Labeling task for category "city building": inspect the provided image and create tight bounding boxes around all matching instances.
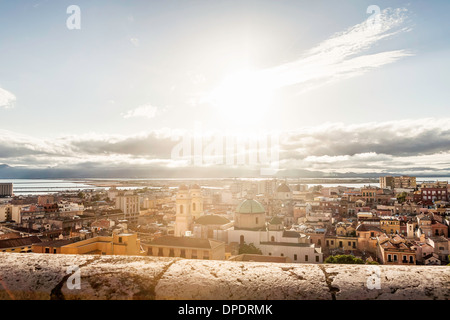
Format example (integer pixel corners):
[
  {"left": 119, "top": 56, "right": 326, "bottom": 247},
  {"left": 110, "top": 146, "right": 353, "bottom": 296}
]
[
  {"left": 60, "top": 233, "right": 143, "bottom": 256},
  {"left": 145, "top": 236, "right": 225, "bottom": 260},
  {"left": 0, "top": 236, "right": 42, "bottom": 253},
  {"left": 380, "top": 176, "right": 416, "bottom": 189},
  {"left": 380, "top": 216, "right": 401, "bottom": 235},
  {"left": 376, "top": 234, "right": 416, "bottom": 265},
  {"left": 0, "top": 204, "right": 21, "bottom": 223},
  {"left": 228, "top": 199, "right": 323, "bottom": 263},
  {"left": 0, "top": 183, "right": 13, "bottom": 198},
  {"left": 174, "top": 184, "right": 205, "bottom": 237},
  {"left": 115, "top": 193, "right": 140, "bottom": 224},
  {"left": 192, "top": 214, "right": 233, "bottom": 242}
]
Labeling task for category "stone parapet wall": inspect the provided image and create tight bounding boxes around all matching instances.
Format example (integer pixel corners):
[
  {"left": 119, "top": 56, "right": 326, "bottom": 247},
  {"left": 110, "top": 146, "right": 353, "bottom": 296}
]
[{"left": 0, "top": 253, "right": 448, "bottom": 300}]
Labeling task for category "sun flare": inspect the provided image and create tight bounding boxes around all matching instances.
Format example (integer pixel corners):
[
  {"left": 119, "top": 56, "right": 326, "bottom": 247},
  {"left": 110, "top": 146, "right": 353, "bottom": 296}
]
[{"left": 207, "top": 69, "right": 275, "bottom": 125}]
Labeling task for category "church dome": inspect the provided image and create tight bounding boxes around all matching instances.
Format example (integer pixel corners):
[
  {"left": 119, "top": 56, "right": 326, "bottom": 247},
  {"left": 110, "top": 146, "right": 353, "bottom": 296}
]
[
  {"left": 236, "top": 199, "right": 265, "bottom": 214},
  {"left": 277, "top": 183, "right": 291, "bottom": 193}
]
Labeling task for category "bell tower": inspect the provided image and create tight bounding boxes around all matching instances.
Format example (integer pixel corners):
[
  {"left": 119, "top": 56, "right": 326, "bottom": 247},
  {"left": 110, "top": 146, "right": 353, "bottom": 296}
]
[
  {"left": 174, "top": 185, "right": 193, "bottom": 237},
  {"left": 189, "top": 184, "right": 203, "bottom": 221}
]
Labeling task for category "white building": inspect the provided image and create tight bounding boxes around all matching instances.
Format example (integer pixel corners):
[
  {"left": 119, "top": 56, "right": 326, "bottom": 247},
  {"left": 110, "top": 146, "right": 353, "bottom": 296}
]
[
  {"left": 228, "top": 199, "right": 323, "bottom": 263},
  {"left": 115, "top": 194, "right": 140, "bottom": 224},
  {"left": 0, "top": 205, "right": 21, "bottom": 223},
  {"left": 174, "top": 184, "right": 204, "bottom": 237}
]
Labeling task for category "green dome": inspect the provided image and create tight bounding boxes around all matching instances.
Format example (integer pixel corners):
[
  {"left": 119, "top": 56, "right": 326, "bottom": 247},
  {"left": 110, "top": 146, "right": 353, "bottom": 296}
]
[{"left": 236, "top": 199, "right": 265, "bottom": 214}]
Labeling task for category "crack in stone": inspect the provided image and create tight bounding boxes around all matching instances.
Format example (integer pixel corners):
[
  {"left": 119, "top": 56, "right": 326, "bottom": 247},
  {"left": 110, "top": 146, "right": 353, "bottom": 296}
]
[
  {"left": 319, "top": 266, "right": 340, "bottom": 300},
  {"left": 50, "top": 256, "right": 101, "bottom": 300},
  {"left": 150, "top": 259, "right": 179, "bottom": 300}
]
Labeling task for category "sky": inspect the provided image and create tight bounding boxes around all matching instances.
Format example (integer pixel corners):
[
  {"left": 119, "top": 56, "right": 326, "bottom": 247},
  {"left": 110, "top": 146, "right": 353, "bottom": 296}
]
[{"left": 0, "top": 0, "right": 450, "bottom": 178}]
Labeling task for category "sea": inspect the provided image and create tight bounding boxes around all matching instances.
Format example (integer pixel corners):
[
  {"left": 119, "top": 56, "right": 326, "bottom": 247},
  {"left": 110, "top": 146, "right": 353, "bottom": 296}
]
[{"left": 0, "top": 177, "right": 448, "bottom": 196}]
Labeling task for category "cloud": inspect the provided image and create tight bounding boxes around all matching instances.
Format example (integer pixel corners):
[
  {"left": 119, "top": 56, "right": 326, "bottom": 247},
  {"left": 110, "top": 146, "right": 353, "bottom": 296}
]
[
  {"left": 261, "top": 7, "right": 412, "bottom": 94},
  {"left": 0, "top": 87, "right": 16, "bottom": 109},
  {"left": 1, "top": 118, "right": 450, "bottom": 177},
  {"left": 130, "top": 37, "right": 140, "bottom": 47},
  {"left": 205, "top": 7, "right": 412, "bottom": 107},
  {"left": 121, "top": 104, "right": 158, "bottom": 119}
]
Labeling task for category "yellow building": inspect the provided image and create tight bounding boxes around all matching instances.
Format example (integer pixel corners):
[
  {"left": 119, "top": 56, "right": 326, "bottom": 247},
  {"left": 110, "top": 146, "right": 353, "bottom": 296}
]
[
  {"left": 0, "top": 236, "right": 41, "bottom": 253},
  {"left": 60, "top": 233, "right": 144, "bottom": 256},
  {"left": 325, "top": 235, "right": 358, "bottom": 250},
  {"left": 377, "top": 234, "right": 416, "bottom": 265},
  {"left": 380, "top": 217, "right": 400, "bottom": 235},
  {"left": 145, "top": 236, "right": 225, "bottom": 260},
  {"left": 355, "top": 224, "right": 384, "bottom": 253}
]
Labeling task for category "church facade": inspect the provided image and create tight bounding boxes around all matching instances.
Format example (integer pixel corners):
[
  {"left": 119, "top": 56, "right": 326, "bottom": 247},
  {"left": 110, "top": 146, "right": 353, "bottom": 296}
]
[{"left": 228, "top": 199, "right": 323, "bottom": 263}]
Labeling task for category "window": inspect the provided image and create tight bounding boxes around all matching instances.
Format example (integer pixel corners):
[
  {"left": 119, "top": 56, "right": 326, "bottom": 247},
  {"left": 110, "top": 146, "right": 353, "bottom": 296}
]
[
  {"left": 180, "top": 249, "right": 186, "bottom": 258},
  {"left": 158, "top": 248, "right": 164, "bottom": 257},
  {"left": 256, "top": 217, "right": 259, "bottom": 224},
  {"left": 240, "top": 235, "right": 244, "bottom": 244},
  {"left": 271, "top": 236, "right": 275, "bottom": 242},
  {"left": 281, "top": 253, "right": 284, "bottom": 257},
  {"left": 305, "top": 255, "right": 308, "bottom": 261},
  {"left": 53, "top": 249, "right": 57, "bottom": 254},
  {"left": 393, "top": 255, "right": 398, "bottom": 262},
  {"left": 409, "top": 256, "right": 414, "bottom": 263},
  {"left": 169, "top": 249, "right": 174, "bottom": 257},
  {"left": 45, "top": 248, "right": 50, "bottom": 253},
  {"left": 148, "top": 247, "right": 153, "bottom": 256},
  {"left": 118, "top": 237, "right": 122, "bottom": 243},
  {"left": 388, "top": 254, "right": 392, "bottom": 262},
  {"left": 316, "top": 256, "right": 319, "bottom": 262},
  {"left": 294, "top": 254, "right": 297, "bottom": 261},
  {"left": 192, "top": 250, "right": 197, "bottom": 259},
  {"left": 339, "top": 241, "right": 343, "bottom": 248},
  {"left": 203, "top": 251, "right": 209, "bottom": 260}
]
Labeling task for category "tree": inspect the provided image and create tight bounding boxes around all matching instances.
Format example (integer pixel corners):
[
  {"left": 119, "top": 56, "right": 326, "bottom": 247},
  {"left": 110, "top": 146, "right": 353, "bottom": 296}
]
[
  {"left": 396, "top": 192, "right": 408, "bottom": 204},
  {"left": 238, "top": 243, "right": 262, "bottom": 255},
  {"left": 366, "top": 260, "right": 379, "bottom": 265},
  {"left": 77, "top": 192, "right": 85, "bottom": 199},
  {"left": 325, "top": 254, "right": 364, "bottom": 264}
]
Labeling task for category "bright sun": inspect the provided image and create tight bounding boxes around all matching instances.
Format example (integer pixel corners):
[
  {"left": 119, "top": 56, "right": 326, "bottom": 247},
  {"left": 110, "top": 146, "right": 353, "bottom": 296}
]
[{"left": 207, "top": 68, "right": 275, "bottom": 126}]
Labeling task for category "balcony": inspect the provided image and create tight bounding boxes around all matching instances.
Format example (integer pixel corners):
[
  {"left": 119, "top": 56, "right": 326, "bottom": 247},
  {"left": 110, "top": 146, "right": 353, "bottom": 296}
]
[{"left": 0, "top": 252, "right": 448, "bottom": 300}]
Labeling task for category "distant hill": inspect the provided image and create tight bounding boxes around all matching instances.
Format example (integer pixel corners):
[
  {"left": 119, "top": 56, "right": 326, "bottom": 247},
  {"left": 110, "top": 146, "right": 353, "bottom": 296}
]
[{"left": 0, "top": 163, "right": 448, "bottom": 179}]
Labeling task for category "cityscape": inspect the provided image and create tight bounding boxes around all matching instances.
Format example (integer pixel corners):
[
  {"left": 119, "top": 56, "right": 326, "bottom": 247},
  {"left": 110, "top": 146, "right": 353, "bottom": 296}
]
[{"left": 0, "top": 0, "right": 449, "bottom": 305}]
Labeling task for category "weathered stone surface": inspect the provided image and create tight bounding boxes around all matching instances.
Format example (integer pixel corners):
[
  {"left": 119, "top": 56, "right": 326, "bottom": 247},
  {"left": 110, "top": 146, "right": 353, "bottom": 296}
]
[
  {"left": 156, "top": 260, "right": 330, "bottom": 300},
  {"left": 0, "top": 253, "right": 449, "bottom": 300},
  {"left": 319, "top": 264, "right": 450, "bottom": 300},
  {"left": 0, "top": 253, "right": 96, "bottom": 300}
]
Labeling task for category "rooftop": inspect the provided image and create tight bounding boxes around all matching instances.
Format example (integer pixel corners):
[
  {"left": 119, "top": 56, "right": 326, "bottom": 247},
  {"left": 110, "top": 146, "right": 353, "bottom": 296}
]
[{"left": 236, "top": 199, "right": 265, "bottom": 214}]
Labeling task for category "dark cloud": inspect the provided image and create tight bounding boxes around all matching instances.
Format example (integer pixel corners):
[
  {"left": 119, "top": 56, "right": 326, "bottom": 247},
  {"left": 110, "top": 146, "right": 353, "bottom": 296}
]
[{"left": 1, "top": 118, "right": 450, "bottom": 178}]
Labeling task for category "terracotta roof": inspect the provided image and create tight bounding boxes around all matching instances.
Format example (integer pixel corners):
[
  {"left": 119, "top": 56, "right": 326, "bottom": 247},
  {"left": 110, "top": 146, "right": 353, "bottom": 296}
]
[
  {"left": 282, "top": 230, "right": 300, "bottom": 238},
  {"left": 0, "top": 236, "right": 42, "bottom": 249},
  {"left": 148, "top": 236, "right": 218, "bottom": 249},
  {"left": 356, "top": 224, "right": 383, "bottom": 233},
  {"left": 33, "top": 238, "right": 81, "bottom": 248},
  {"left": 269, "top": 216, "right": 283, "bottom": 225},
  {"left": 277, "top": 183, "right": 291, "bottom": 193},
  {"left": 195, "top": 215, "right": 230, "bottom": 225}
]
